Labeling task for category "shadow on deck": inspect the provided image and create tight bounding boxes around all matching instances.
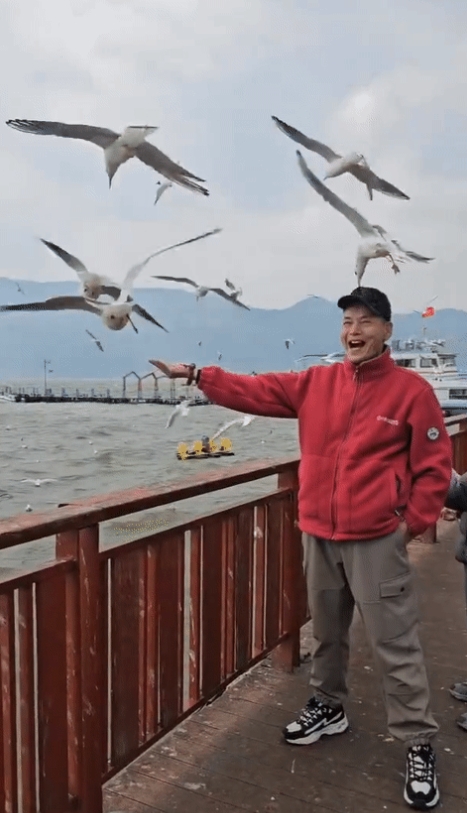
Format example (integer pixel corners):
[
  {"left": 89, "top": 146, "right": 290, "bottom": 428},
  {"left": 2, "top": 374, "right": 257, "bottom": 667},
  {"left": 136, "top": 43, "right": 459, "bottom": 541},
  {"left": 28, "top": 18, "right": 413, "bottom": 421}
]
[{"left": 104, "top": 523, "right": 467, "bottom": 813}]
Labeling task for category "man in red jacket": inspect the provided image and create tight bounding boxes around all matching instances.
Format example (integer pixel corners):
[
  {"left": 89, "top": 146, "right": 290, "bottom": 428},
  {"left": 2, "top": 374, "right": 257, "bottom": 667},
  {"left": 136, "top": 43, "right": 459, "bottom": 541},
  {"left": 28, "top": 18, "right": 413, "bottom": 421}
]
[{"left": 151, "top": 286, "right": 452, "bottom": 810}]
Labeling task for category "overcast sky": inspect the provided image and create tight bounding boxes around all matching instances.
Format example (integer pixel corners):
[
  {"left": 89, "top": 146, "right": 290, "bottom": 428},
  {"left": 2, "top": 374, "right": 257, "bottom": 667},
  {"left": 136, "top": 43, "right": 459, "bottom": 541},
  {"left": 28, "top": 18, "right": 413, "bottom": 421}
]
[{"left": 1, "top": 0, "right": 466, "bottom": 313}]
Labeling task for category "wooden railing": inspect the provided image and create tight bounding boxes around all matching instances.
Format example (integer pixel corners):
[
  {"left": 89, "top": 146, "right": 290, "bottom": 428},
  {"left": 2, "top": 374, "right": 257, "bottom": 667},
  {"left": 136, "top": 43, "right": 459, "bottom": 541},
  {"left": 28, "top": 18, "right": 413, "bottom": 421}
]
[
  {"left": 1, "top": 415, "right": 467, "bottom": 813},
  {"left": 0, "top": 457, "right": 307, "bottom": 813}
]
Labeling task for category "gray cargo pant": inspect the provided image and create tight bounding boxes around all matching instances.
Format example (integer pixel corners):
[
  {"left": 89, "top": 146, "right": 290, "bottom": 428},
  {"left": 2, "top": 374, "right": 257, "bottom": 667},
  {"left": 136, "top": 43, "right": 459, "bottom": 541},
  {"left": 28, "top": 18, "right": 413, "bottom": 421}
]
[{"left": 303, "top": 527, "right": 438, "bottom": 746}]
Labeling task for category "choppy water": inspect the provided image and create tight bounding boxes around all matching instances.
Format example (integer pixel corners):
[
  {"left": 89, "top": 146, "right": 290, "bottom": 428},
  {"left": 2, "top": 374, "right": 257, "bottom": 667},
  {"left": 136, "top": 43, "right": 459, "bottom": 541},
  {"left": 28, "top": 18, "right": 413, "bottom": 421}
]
[{"left": 0, "top": 379, "right": 299, "bottom": 571}]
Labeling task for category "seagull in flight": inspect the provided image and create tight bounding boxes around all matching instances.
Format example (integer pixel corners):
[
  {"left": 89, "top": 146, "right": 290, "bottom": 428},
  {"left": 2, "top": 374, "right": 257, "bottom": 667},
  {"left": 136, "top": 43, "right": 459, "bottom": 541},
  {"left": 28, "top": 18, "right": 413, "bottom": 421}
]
[
  {"left": 165, "top": 398, "right": 192, "bottom": 429},
  {"left": 153, "top": 275, "right": 250, "bottom": 310},
  {"left": 85, "top": 329, "right": 104, "bottom": 352},
  {"left": 14, "top": 281, "right": 25, "bottom": 295},
  {"left": 211, "top": 414, "right": 256, "bottom": 441},
  {"left": 40, "top": 228, "right": 222, "bottom": 302},
  {"left": 272, "top": 116, "right": 409, "bottom": 201},
  {"left": 21, "top": 478, "right": 57, "bottom": 487},
  {"left": 0, "top": 293, "right": 167, "bottom": 333},
  {"left": 284, "top": 339, "right": 295, "bottom": 350},
  {"left": 6, "top": 119, "right": 209, "bottom": 195},
  {"left": 224, "top": 277, "right": 244, "bottom": 303},
  {"left": 296, "top": 151, "right": 433, "bottom": 285},
  {"left": 154, "top": 180, "right": 173, "bottom": 206}
]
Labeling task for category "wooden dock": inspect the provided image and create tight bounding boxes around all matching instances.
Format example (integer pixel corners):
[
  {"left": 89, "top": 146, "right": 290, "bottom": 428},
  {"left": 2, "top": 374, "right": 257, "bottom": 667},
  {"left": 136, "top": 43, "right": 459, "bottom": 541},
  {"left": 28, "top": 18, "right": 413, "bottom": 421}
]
[{"left": 104, "top": 523, "right": 467, "bottom": 813}]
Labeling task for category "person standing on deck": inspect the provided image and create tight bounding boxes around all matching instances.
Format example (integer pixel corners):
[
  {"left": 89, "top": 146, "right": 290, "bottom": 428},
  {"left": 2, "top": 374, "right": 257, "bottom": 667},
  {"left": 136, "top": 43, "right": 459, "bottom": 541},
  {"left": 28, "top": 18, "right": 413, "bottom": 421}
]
[
  {"left": 441, "top": 469, "right": 467, "bottom": 732},
  {"left": 150, "top": 286, "right": 452, "bottom": 811}
]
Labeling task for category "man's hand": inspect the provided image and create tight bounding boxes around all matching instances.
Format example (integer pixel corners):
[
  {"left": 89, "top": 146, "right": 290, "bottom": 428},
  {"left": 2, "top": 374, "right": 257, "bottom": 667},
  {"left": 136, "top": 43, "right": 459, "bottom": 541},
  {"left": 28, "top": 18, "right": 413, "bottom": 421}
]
[
  {"left": 440, "top": 507, "right": 459, "bottom": 522},
  {"left": 398, "top": 519, "right": 411, "bottom": 545},
  {"left": 149, "top": 360, "right": 195, "bottom": 380}
]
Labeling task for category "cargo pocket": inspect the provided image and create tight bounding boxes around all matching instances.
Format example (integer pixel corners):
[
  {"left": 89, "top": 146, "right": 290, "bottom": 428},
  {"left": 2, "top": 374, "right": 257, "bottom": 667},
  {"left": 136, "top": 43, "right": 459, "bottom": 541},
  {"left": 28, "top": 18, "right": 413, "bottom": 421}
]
[{"left": 379, "top": 571, "right": 418, "bottom": 642}]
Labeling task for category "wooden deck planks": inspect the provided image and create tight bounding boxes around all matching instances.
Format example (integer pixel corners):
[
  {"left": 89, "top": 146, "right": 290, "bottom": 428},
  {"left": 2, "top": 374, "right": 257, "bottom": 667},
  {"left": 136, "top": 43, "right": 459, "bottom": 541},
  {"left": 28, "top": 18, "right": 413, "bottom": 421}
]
[{"left": 104, "top": 522, "right": 467, "bottom": 813}]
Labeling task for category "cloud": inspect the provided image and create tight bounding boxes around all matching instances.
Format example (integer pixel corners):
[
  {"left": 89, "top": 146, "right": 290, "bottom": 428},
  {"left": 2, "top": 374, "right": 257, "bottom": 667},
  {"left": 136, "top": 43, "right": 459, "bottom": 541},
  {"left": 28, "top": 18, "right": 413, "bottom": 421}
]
[{"left": 0, "top": 0, "right": 466, "bottom": 319}]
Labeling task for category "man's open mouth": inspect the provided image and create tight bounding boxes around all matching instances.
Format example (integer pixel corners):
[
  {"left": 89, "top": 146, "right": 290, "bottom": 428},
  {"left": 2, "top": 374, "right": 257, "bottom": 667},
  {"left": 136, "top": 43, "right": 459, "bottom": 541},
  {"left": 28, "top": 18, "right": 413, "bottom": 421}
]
[{"left": 348, "top": 340, "right": 365, "bottom": 348}]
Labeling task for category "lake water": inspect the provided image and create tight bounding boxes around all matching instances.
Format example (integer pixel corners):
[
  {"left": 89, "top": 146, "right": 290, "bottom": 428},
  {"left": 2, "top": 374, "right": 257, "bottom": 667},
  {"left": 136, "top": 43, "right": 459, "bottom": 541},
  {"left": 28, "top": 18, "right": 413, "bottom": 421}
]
[{"left": 0, "top": 378, "right": 300, "bottom": 571}]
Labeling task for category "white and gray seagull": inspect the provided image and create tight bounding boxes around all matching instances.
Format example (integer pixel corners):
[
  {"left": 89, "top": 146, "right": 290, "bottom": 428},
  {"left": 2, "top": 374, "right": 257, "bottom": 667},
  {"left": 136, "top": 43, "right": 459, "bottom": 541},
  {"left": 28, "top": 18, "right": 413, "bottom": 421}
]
[
  {"left": 0, "top": 247, "right": 174, "bottom": 333},
  {"left": 273, "top": 116, "right": 409, "bottom": 201},
  {"left": 154, "top": 180, "right": 173, "bottom": 206},
  {"left": 0, "top": 291, "right": 166, "bottom": 333},
  {"left": 165, "top": 398, "right": 192, "bottom": 429},
  {"left": 40, "top": 228, "right": 223, "bottom": 301},
  {"left": 6, "top": 119, "right": 209, "bottom": 195},
  {"left": 296, "top": 151, "right": 433, "bottom": 285},
  {"left": 153, "top": 275, "right": 250, "bottom": 310},
  {"left": 211, "top": 414, "right": 256, "bottom": 441},
  {"left": 85, "top": 329, "right": 104, "bottom": 352},
  {"left": 224, "top": 278, "right": 243, "bottom": 302}
]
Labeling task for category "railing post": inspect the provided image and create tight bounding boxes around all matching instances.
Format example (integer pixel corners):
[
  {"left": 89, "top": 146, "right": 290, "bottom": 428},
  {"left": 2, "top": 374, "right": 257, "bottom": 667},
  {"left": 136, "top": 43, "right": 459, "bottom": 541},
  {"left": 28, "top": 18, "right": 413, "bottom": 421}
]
[
  {"left": 57, "top": 526, "right": 103, "bottom": 813},
  {"left": 272, "top": 464, "right": 302, "bottom": 672}
]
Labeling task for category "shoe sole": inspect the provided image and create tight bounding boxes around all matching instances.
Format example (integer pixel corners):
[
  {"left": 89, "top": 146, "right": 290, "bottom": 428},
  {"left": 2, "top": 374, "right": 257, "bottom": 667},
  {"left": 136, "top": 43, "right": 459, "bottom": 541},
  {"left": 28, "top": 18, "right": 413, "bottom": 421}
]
[
  {"left": 284, "top": 716, "right": 349, "bottom": 746},
  {"left": 449, "top": 689, "right": 467, "bottom": 702},
  {"left": 403, "top": 786, "right": 440, "bottom": 809}
]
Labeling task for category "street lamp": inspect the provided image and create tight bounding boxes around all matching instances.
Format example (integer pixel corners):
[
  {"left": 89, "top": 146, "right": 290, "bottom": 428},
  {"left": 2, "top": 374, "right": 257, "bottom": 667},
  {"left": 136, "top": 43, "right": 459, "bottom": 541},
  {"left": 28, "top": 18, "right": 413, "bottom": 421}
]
[{"left": 43, "top": 359, "right": 52, "bottom": 395}]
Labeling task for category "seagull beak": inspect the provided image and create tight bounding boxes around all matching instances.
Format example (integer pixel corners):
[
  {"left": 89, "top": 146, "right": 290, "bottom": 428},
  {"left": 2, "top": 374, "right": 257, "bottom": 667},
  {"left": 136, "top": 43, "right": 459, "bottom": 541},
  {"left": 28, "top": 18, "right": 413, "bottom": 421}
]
[{"left": 128, "top": 316, "right": 138, "bottom": 333}]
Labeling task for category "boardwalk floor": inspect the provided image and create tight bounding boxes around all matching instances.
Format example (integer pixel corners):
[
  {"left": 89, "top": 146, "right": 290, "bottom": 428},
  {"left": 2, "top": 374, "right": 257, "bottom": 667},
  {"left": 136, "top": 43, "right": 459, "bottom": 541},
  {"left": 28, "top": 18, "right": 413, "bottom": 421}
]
[{"left": 104, "top": 522, "right": 467, "bottom": 813}]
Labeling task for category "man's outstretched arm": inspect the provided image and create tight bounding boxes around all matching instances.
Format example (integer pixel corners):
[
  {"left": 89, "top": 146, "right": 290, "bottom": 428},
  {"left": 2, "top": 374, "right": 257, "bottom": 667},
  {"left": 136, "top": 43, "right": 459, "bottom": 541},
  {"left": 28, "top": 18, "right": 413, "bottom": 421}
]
[{"left": 149, "top": 360, "right": 312, "bottom": 419}]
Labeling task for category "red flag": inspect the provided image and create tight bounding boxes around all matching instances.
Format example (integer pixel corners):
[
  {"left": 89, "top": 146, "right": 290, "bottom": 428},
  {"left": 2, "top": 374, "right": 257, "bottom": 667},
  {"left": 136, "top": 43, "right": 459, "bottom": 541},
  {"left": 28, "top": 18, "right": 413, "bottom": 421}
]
[{"left": 422, "top": 306, "right": 435, "bottom": 318}]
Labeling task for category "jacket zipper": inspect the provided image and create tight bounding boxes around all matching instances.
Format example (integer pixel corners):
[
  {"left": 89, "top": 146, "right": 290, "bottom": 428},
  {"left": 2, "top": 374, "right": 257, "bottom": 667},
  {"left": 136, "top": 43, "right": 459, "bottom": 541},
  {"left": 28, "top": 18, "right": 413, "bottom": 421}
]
[{"left": 330, "top": 367, "right": 362, "bottom": 539}]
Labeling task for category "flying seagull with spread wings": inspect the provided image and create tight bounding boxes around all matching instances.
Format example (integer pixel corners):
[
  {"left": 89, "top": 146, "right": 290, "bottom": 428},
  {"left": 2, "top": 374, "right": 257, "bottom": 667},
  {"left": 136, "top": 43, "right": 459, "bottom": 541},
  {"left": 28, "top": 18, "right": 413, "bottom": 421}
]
[
  {"left": 85, "top": 329, "right": 104, "bottom": 352},
  {"left": 296, "top": 151, "right": 433, "bottom": 285},
  {"left": 272, "top": 116, "right": 409, "bottom": 201},
  {"left": 154, "top": 180, "right": 173, "bottom": 206},
  {"left": 6, "top": 119, "right": 209, "bottom": 195},
  {"left": 40, "top": 228, "right": 222, "bottom": 301},
  {"left": 152, "top": 275, "right": 250, "bottom": 310},
  {"left": 0, "top": 293, "right": 167, "bottom": 333}
]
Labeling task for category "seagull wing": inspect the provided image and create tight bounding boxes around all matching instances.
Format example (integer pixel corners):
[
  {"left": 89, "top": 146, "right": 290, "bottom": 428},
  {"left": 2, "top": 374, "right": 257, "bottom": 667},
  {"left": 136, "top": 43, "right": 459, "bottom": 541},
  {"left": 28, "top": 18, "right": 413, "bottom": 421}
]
[
  {"left": 350, "top": 164, "right": 410, "bottom": 200},
  {"left": 400, "top": 250, "right": 434, "bottom": 263},
  {"left": 166, "top": 408, "right": 179, "bottom": 429},
  {"left": 100, "top": 284, "right": 122, "bottom": 300},
  {"left": 121, "top": 229, "right": 222, "bottom": 292},
  {"left": 96, "top": 340, "right": 104, "bottom": 352},
  {"left": 272, "top": 116, "right": 340, "bottom": 162},
  {"left": 132, "top": 303, "right": 169, "bottom": 332},
  {"left": 211, "top": 418, "right": 241, "bottom": 440},
  {"left": 86, "top": 329, "right": 97, "bottom": 340},
  {"left": 6, "top": 120, "right": 119, "bottom": 148},
  {"left": 40, "top": 238, "right": 89, "bottom": 280},
  {"left": 136, "top": 142, "right": 209, "bottom": 196},
  {"left": 296, "top": 151, "right": 376, "bottom": 238},
  {"left": 210, "top": 288, "right": 250, "bottom": 310},
  {"left": 225, "top": 278, "right": 235, "bottom": 290},
  {"left": 0, "top": 296, "right": 100, "bottom": 313},
  {"left": 154, "top": 181, "right": 173, "bottom": 206},
  {"left": 152, "top": 275, "right": 199, "bottom": 287}
]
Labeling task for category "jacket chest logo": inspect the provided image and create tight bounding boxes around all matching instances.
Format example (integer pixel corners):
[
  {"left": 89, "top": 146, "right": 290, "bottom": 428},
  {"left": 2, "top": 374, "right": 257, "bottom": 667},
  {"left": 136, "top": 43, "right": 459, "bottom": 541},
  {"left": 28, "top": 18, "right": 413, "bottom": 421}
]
[{"left": 376, "top": 414, "right": 399, "bottom": 427}]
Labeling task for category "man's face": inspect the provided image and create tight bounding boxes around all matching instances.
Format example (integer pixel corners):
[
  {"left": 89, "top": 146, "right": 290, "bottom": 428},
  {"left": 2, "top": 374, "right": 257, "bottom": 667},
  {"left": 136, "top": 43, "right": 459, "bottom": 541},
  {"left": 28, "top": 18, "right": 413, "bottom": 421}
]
[{"left": 340, "top": 305, "right": 393, "bottom": 364}]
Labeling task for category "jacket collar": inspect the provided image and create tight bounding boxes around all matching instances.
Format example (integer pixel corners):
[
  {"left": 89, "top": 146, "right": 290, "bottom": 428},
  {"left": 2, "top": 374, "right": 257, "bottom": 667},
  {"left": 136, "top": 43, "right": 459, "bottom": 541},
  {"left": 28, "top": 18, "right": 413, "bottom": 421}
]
[{"left": 343, "top": 345, "right": 394, "bottom": 380}]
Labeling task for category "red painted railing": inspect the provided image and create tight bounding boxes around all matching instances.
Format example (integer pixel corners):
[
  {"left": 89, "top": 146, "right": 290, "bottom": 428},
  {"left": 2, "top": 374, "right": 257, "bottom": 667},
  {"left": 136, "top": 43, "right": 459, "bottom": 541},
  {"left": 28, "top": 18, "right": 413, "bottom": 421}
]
[
  {"left": 0, "top": 457, "right": 307, "bottom": 813},
  {"left": 1, "top": 415, "right": 466, "bottom": 813}
]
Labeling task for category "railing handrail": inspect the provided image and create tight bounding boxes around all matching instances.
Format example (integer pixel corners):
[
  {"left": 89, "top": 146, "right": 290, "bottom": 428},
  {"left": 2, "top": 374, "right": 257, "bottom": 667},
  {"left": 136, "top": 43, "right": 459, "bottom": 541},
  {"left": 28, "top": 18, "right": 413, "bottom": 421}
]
[{"left": 0, "top": 455, "right": 299, "bottom": 549}]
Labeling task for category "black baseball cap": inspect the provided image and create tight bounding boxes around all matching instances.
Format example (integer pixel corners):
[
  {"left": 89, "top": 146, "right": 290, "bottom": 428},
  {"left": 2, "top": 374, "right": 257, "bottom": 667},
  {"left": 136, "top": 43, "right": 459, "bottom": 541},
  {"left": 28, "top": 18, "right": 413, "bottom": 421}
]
[{"left": 337, "top": 287, "right": 392, "bottom": 322}]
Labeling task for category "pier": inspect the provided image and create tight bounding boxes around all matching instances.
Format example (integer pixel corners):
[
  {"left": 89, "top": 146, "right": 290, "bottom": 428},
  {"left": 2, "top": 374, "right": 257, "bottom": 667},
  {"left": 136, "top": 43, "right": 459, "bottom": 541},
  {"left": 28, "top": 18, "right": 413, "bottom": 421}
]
[
  {"left": 0, "top": 415, "right": 466, "bottom": 813},
  {"left": 0, "top": 369, "right": 211, "bottom": 405}
]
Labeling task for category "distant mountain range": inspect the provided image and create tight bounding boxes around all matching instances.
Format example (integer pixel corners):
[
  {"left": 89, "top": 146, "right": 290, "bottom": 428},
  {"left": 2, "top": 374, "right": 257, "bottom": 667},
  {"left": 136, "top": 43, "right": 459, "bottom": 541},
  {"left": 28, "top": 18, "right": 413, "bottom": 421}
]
[{"left": 1, "top": 278, "right": 467, "bottom": 379}]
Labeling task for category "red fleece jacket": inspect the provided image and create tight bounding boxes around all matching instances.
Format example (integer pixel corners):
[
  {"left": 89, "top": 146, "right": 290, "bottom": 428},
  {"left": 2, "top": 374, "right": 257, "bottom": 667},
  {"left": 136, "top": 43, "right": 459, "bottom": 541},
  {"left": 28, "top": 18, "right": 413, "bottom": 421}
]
[{"left": 198, "top": 348, "right": 452, "bottom": 540}]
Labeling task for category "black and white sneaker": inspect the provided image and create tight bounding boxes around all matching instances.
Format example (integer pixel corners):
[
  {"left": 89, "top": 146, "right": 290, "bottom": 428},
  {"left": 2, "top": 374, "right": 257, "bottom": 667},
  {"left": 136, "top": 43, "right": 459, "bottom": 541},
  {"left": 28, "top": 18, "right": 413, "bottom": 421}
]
[
  {"left": 449, "top": 680, "right": 467, "bottom": 702},
  {"left": 404, "top": 744, "right": 439, "bottom": 809},
  {"left": 283, "top": 696, "right": 349, "bottom": 745}
]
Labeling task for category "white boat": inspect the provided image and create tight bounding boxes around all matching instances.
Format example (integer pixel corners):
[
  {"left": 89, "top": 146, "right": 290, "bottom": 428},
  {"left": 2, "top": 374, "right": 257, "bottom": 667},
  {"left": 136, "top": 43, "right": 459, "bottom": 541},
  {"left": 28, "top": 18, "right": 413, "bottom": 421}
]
[
  {"left": 390, "top": 338, "right": 467, "bottom": 415},
  {"left": 0, "top": 393, "right": 16, "bottom": 403},
  {"left": 295, "top": 338, "right": 467, "bottom": 416}
]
